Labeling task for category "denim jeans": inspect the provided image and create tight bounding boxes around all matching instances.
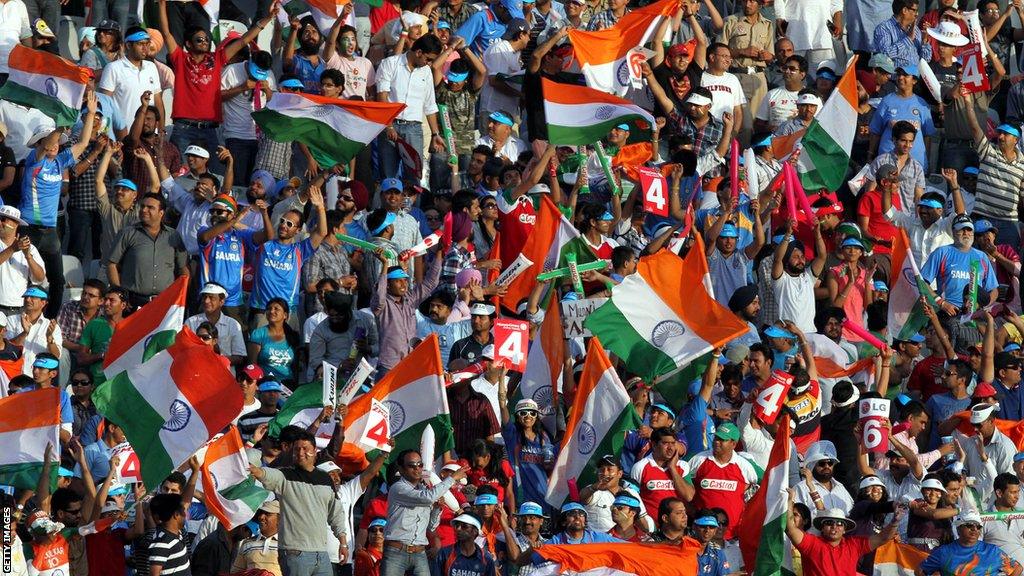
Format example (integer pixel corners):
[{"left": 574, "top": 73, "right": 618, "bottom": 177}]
[
  {"left": 280, "top": 550, "right": 333, "bottom": 576},
  {"left": 25, "top": 225, "right": 63, "bottom": 316},
  {"left": 66, "top": 207, "right": 101, "bottom": 265},
  {"left": 379, "top": 546, "right": 430, "bottom": 576},
  {"left": 225, "top": 138, "right": 259, "bottom": 185},
  {"left": 22, "top": 0, "right": 59, "bottom": 53},
  {"left": 169, "top": 121, "right": 222, "bottom": 174},
  {"left": 938, "top": 138, "right": 978, "bottom": 174},
  {"left": 89, "top": 0, "right": 133, "bottom": 30},
  {"left": 377, "top": 120, "right": 424, "bottom": 179}
]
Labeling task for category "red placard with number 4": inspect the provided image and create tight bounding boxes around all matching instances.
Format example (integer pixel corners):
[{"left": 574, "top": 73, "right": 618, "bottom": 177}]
[
  {"left": 359, "top": 399, "right": 392, "bottom": 452},
  {"left": 753, "top": 370, "right": 794, "bottom": 425},
  {"left": 638, "top": 166, "right": 670, "bottom": 217},
  {"left": 960, "top": 44, "right": 990, "bottom": 94}
]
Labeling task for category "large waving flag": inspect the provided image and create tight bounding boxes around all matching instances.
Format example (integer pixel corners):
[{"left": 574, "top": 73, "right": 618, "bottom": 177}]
[
  {"left": 873, "top": 540, "right": 930, "bottom": 576},
  {"left": 268, "top": 381, "right": 326, "bottom": 439},
  {"left": 199, "top": 0, "right": 220, "bottom": 26},
  {"left": 567, "top": 0, "right": 679, "bottom": 95},
  {"left": 534, "top": 540, "right": 701, "bottom": 576},
  {"left": 201, "top": 427, "right": 272, "bottom": 529},
  {"left": 737, "top": 415, "right": 794, "bottom": 576},
  {"left": 545, "top": 338, "right": 641, "bottom": 507},
  {"left": 253, "top": 92, "right": 405, "bottom": 168},
  {"left": 102, "top": 275, "right": 187, "bottom": 381},
  {"left": 0, "top": 45, "right": 92, "bottom": 127},
  {"left": 518, "top": 297, "right": 565, "bottom": 435},
  {"left": 503, "top": 196, "right": 595, "bottom": 309},
  {"left": 342, "top": 334, "right": 454, "bottom": 458},
  {"left": 0, "top": 388, "right": 60, "bottom": 490},
  {"left": 888, "top": 229, "right": 935, "bottom": 341},
  {"left": 543, "top": 79, "right": 657, "bottom": 146},
  {"left": 93, "top": 329, "right": 243, "bottom": 489},
  {"left": 585, "top": 249, "right": 748, "bottom": 382}
]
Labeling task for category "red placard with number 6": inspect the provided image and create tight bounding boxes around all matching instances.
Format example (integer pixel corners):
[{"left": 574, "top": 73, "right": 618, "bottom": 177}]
[
  {"left": 859, "top": 398, "right": 890, "bottom": 453},
  {"left": 638, "top": 166, "right": 670, "bottom": 217},
  {"left": 753, "top": 370, "right": 794, "bottom": 425}
]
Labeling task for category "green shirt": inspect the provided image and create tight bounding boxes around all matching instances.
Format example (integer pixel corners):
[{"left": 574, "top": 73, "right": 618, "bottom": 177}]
[{"left": 80, "top": 318, "right": 114, "bottom": 383}]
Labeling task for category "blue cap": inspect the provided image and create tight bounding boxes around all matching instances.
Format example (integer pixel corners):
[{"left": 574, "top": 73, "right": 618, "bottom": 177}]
[
  {"left": 475, "top": 494, "right": 499, "bottom": 506},
  {"left": 280, "top": 78, "right": 304, "bottom": 90},
  {"left": 719, "top": 223, "right": 739, "bottom": 238},
  {"left": 489, "top": 110, "right": 514, "bottom": 126},
  {"left": 372, "top": 212, "right": 397, "bottom": 235},
  {"left": 1016, "top": 452, "right": 1024, "bottom": 463},
  {"left": 369, "top": 518, "right": 387, "bottom": 528},
  {"left": 562, "top": 291, "right": 579, "bottom": 301},
  {"left": 58, "top": 467, "right": 75, "bottom": 478},
  {"left": 108, "top": 485, "right": 129, "bottom": 496},
  {"left": 651, "top": 403, "right": 676, "bottom": 419},
  {"left": 817, "top": 70, "right": 836, "bottom": 80},
  {"left": 247, "top": 60, "right": 270, "bottom": 81},
  {"left": 907, "top": 333, "right": 926, "bottom": 343},
  {"left": 258, "top": 381, "right": 283, "bottom": 393},
  {"left": 125, "top": 30, "right": 150, "bottom": 42},
  {"left": 33, "top": 356, "right": 59, "bottom": 370},
  {"left": 599, "top": 210, "right": 614, "bottom": 221},
  {"left": 23, "top": 286, "right": 48, "bottom": 299},
  {"left": 873, "top": 280, "right": 889, "bottom": 292},
  {"left": 974, "top": 219, "right": 995, "bottom": 234},
  {"left": 560, "top": 502, "right": 586, "bottom": 514},
  {"left": 381, "top": 177, "right": 403, "bottom": 193},
  {"left": 612, "top": 494, "right": 642, "bottom": 509},
  {"left": 446, "top": 70, "right": 469, "bottom": 83},
  {"left": 764, "top": 325, "right": 797, "bottom": 339},
  {"left": 113, "top": 178, "right": 137, "bottom": 192},
  {"left": 896, "top": 64, "right": 919, "bottom": 77},
  {"left": 998, "top": 124, "right": 1022, "bottom": 138},
  {"left": 754, "top": 134, "right": 773, "bottom": 147},
  {"left": 841, "top": 237, "right": 865, "bottom": 249},
  {"left": 688, "top": 379, "right": 702, "bottom": 397},
  {"left": 1006, "top": 343, "right": 1022, "bottom": 353},
  {"left": 694, "top": 515, "right": 720, "bottom": 527},
  {"left": 245, "top": 520, "right": 261, "bottom": 535},
  {"left": 771, "top": 234, "right": 787, "bottom": 244},
  {"left": 437, "top": 20, "right": 451, "bottom": 29},
  {"left": 517, "top": 502, "right": 547, "bottom": 517},
  {"left": 387, "top": 268, "right": 410, "bottom": 280},
  {"left": 917, "top": 198, "right": 943, "bottom": 209},
  {"left": 615, "top": 123, "right": 630, "bottom": 131},
  {"left": 964, "top": 166, "right": 980, "bottom": 175}
]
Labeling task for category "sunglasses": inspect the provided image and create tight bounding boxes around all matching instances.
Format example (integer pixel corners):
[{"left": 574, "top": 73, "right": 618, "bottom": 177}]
[
  {"left": 815, "top": 460, "right": 836, "bottom": 468},
  {"left": 482, "top": 203, "right": 498, "bottom": 209},
  {"left": 71, "top": 379, "right": 92, "bottom": 386},
  {"left": 279, "top": 220, "right": 299, "bottom": 228},
  {"left": 192, "top": 36, "right": 210, "bottom": 43},
  {"left": 961, "top": 523, "right": 982, "bottom": 530},
  {"left": 404, "top": 461, "right": 424, "bottom": 468},
  {"left": 368, "top": 527, "right": 384, "bottom": 534},
  {"left": 210, "top": 209, "right": 229, "bottom": 216},
  {"left": 518, "top": 410, "right": 538, "bottom": 417},
  {"left": 339, "top": 195, "right": 354, "bottom": 202},
  {"left": 819, "top": 519, "right": 846, "bottom": 528}
]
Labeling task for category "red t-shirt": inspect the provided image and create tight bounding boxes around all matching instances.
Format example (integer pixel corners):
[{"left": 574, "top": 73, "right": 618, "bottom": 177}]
[
  {"left": 907, "top": 355, "right": 958, "bottom": 402},
  {"left": 169, "top": 46, "right": 227, "bottom": 122},
  {"left": 497, "top": 192, "right": 537, "bottom": 268},
  {"left": 466, "top": 459, "right": 515, "bottom": 502},
  {"left": 856, "top": 189, "right": 900, "bottom": 255},
  {"left": 369, "top": 3, "right": 401, "bottom": 34},
  {"left": 630, "top": 456, "right": 690, "bottom": 520},
  {"left": 794, "top": 533, "right": 871, "bottom": 576},
  {"left": 86, "top": 529, "right": 128, "bottom": 576},
  {"left": 358, "top": 495, "right": 388, "bottom": 529},
  {"left": 688, "top": 453, "right": 756, "bottom": 539}
]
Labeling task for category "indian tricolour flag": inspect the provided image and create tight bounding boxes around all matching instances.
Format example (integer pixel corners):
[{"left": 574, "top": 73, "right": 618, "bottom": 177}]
[
  {"left": 94, "top": 329, "right": 243, "bottom": 490},
  {"left": 0, "top": 45, "right": 91, "bottom": 127},
  {"left": 737, "top": 415, "right": 794, "bottom": 576},
  {"left": 584, "top": 250, "right": 748, "bottom": 382},
  {"left": 543, "top": 79, "right": 656, "bottom": 146},
  {"left": 546, "top": 338, "right": 641, "bottom": 507},
  {"left": 872, "top": 541, "right": 930, "bottom": 576},
  {"left": 201, "top": 427, "right": 271, "bottom": 529},
  {"left": 518, "top": 298, "right": 564, "bottom": 435},
  {"left": 0, "top": 388, "right": 60, "bottom": 490},
  {"left": 342, "top": 334, "right": 454, "bottom": 457},
  {"left": 889, "top": 228, "right": 935, "bottom": 341},
  {"left": 199, "top": 0, "right": 220, "bottom": 27},
  {"left": 253, "top": 92, "right": 405, "bottom": 168},
  {"left": 102, "top": 275, "right": 186, "bottom": 381},
  {"left": 566, "top": 0, "right": 677, "bottom": 96}
]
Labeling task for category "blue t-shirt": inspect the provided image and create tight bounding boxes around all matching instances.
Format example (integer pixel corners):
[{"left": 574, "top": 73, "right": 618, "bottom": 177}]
[
  {"left": 919, "top": 540, "right": 1021, "bottom": 576},
  {"left": 456, "top": 8, "right": 507, "bottom": 55},
  {"left": 249, "top": 326, "right": 296, "bottom": 383},
  {"left": 415, "top": 313, "right": 472, "bottom": 365},
  {"left": 697, "top": 543, "right": 732, "bottom": 576},
  {"left": 924, "top": 393, "right": 971, "bottom": 449},
  {"left": 868, "top": 93, "right": 936, "bottom": 171},
  {"left": 199, "top": 228, "right": 256, "bottom": 307},
  {"left": 546, "top": 530, "right": 622, "bottom": 545},
  {"left": 994, "top": 379, "right": 1024, "bottom": 421},
  {"left": 501, "top": 421, "right": 555, "bottom": 508},
  {"left": 681, "top": 394, "right": 716, "bottom": 456},
  {"left": 20, "top": 148, "right": 76, "bottom": 227},
  {"left": 249, "top": 238, "right": 315, "bottom": 309},
  {"left": 920, "top": 245, "right": 998, "bottom": 308},
  {"left": 291, "top": 53, "right": 324, "bottom": 94}
]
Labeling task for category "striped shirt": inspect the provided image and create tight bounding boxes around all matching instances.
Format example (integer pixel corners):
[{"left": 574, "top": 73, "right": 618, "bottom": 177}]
[
  {"left": 973, "top": 139, "right": 1024, "bottom": 221},
  {"left": 148, "top": 528, "right": 191, "bottom": 575}
]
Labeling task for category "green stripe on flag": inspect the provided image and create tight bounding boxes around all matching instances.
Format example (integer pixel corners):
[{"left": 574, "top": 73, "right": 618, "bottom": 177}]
[
  {"left": 93, "top": 372, "right": 173, "bottom": 490},
  {"left": 251, "top": 109, "right": 368, "bottom": 168},
  {"left": 585, "top": 300, "right": 680, "bottom": 381},
  {"left": 143, "top": 330, "right": 177, "bottom": 363},
  {"left": 654, "top": 353, "right": 712, "bottom": 414},
  {"left": 547, "top": 115, "right": 650, "bottom": 146},
  {"left": 219, "top": 476, "right": 270, "bottom": 511},
  {"left": 750, "top": 512, "right": 789, "bottom": 576},
  {"left": 268, "top": 382, "right": 323, "bottom": 439},
  {"left": 551, "top": 407, "right": 639, "bottom": 507},
  {"left": 798, "top": 119, "right": 848, "bottom": 192},
  {"left": 0, "top": 462, "right": 56, "bottom": 491},
  {"left": 0, "top": 82, "right": 80, "bottom": 127}
]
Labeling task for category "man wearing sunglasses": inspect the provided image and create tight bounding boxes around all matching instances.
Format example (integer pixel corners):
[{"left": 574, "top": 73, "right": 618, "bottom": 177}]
[
  {"left": 786, "top": 490, "right": 901, "bottom": 576},
  {"left": 794, "top": 440, "right": 853, "bottom": 515},
  {"left": 919, "top": 510, "right": 1023, "bottom": 576}
]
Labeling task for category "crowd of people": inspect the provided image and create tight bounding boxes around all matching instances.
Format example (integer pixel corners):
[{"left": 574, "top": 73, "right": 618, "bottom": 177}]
[{"left": 6, "top": 0, "right": 1024, "bottom": 574}]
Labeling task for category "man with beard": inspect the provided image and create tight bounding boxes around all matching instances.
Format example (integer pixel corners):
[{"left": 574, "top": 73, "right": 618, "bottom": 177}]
[
  {"left": 772, "top": 219, "right": 827, "bottom": 333},
  {"left": 795, "top": 440, "right": 854, "bottom": 515},
  {"left": 302, "top": 209, "right": 357, "bottom": 316},
  {"left": 416, "top": 290, "right": 471, "bottom": 365},
  {"left": 646, "top": 85, "right": 732, "bottom": 177},
  {"left": 503, "top": 503, "right": 550, "bottom": 574},
  {"left": 651, "top": 34, "right": 708, "bottom": 123},
  {"left": 307, "top": 291, "right": 378, "bottom": 380},
  {"left": 449, "top": 302, "right": 494, "bottom": 366},
  {"left": 197, "top": 194, "right": 273, "bottom": 323},
  {"left": 123, "top": 92, "right": 181, "bottom": 193},
  {"left": 546, "top": 503, "right": 622, "bottom": 544},
  {"left": 284, "top": 15, "right": 327, "bottom": 93},
  {"left": 186, "top": 282, "right": 247, "bottom": 365},
  {"left": 921, "top": 216, "right": 998, "bottom": 335}
]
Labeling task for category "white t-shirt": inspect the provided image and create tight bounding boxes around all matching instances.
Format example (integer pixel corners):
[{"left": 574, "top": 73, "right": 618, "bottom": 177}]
[
  {"left": 772, "top": 268, "right": 817, "bottom": 334},
  {"left": 325, "top": 53, "right": 376, "bottom": 99},
  {"left": 756, "top": 86, "right": 799, "bottom": 130},
  {"left": 376, "top": 53, "right": 438, "bottom": 122},
  {"left": 220, "top": 61, "right": 277, "bottom": 141},
  {"left": 474, "top": 134, "right": 527, "bottom": 163},
  {"left": 0, "top": 239, "right": 44, "bottom": 307},
  {"left": 5, "top": 313, "right": 62, "bottom": 375},
  {"left": 0, "top": 0, "right": 30, "bottom": 74},
  {"left": 326, "top": 476, "right": 365, "bottom": 564},
  {"left": 98, "top": 57, "right": 161, "bottom": 122},
  {"left": 480, "top": 39, "right": 523, "bottom": 119},
  {"left": 700, "top": 71, "right": 747, "bottom": 120}
]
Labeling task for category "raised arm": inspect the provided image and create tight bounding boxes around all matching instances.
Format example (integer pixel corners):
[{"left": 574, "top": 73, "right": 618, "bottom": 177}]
[
  {"left": 307, "top": 182, "right": 329, "bottom": 247},
  {"left": 71, "top": 91, "right": 98, "bottom": 159},
  {"left": 771, "top": 219, "right": 793, "bottom": 280},
  {"left": 228, "top": 1, "right": 279, "bottom": 61},
  {"left": 156, "top": 0, "right": 179, "bottom": 56}
]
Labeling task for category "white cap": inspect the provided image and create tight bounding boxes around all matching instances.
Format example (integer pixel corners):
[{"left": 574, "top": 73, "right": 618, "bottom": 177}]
[
  {"left": 199, "top": 282, "right": 228, "bottom": 297},
  {"left": 797, "top": 93, "right": 823, "bottom": 107},
  {"left": 920, "top": 478, "right": 947, "bottom": 493},
  {"left": 970, "top": 402, "right": 998, "bottom": 424},
  {"left": 482, "top": 344, "right": 495, "bottom": 360},
  {"left": 469, "top": 303, "right": 496, "bottom": 316},
  {"left": 0, "top": 205, "right": 26, "bottom": 225},
  {"left": 183, "top": 145, "right": 210, "bottom": 159},
  {"left": 528, "top": 183, "right": 551, "bottom": 195},
  {"left": 100, "top": 501, "right": 122, "bottom": 515},
  {"left": 803, "top": 440, "right": 838, "bottom": 466},
  {"left": 817, "top": 59, "right": 838, "bottom": 73},
  {"left": 859, "top": 476, "right": 884, "bottom": 490},
  {"left": 515, "top": 398, "right": 539, "bottom": 413},
  {"left": 26, "top": 128, "right": 55, "bottom": 148},
  {"left": 686, "top": 93, "right": 712, "bottom": 107},
  {"left": 452, "top": 513, "right": 482, "bottom": 531},
  {"left": 954, "top": 510, "right": 983, "bottom": 527},
  {"left": 927, "top": 21, "right": 970, "bottom": 47},
  {"left": 442, "top": 462, "right": 463, "bottom": 472},
  {"left": 316, "top": 461, "right": 342, "bottom": 474}
]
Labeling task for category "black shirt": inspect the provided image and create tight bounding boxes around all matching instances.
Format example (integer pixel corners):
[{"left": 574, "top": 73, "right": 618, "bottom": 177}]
[
  {"left": 0, "top": 145, "right": 16, "bottom": 206},
  {"left": 448, "top": 333, "right": 493, "bottom": 367}
]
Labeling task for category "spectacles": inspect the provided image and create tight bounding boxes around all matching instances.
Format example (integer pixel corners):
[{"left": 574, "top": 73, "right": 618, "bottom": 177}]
[
  {"left": 210, "top": 209, "right": 229, "bottom": 216},
  {"left": 482, "top": 204, "right": 498, "bottom": 209},
  {"left": 405, "top": 461, "right": 424, "bottom": 468},
  {"left": 518, "top": 410, "right": 538, "bottom": 417},
  {"left": 71, "top": 379, "right": 92, "bottom": 386},
  {"left": 280, "top": 219, "right": 299, "bottom": 228},
  {"left": 339, "top": 195, "right": 354, "bottom": 202},
  {"left": 197, "top": 333, "right": 214, "bottom": 341},
  {"left": 612, "top": 504, "right": 633, "bottom": 511},
  {"left": 819, "top": 519, "right": 845, "bottom": 528}
]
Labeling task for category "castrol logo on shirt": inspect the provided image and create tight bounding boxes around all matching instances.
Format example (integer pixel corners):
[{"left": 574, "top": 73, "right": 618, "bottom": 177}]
[
  {"left": 700, "top": 479, "right": 738, "bottom": 491},
  {"left": 646, "top": 479, "right": 675, "bottom": 491}
]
